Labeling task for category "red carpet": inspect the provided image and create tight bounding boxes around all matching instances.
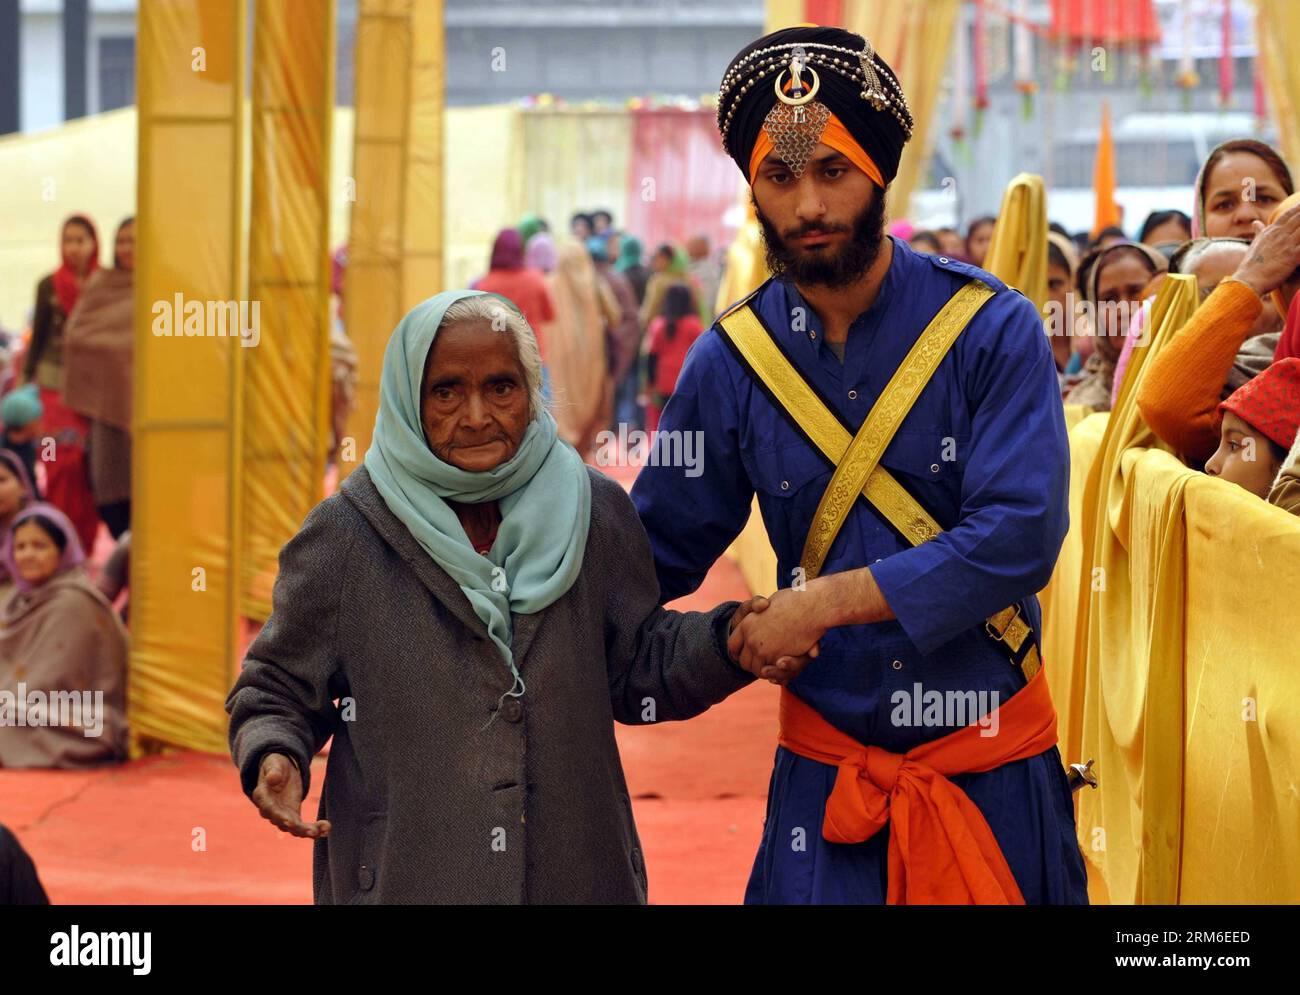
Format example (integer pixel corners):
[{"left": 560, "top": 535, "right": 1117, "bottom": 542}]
[{"left": 0, "top": 463, "right": 777, "bottom": 904}]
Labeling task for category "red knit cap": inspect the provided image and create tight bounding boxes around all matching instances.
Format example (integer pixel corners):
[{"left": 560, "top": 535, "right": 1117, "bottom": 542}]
[{"left": 1219, "top": 358, "right": 1300, "bottom": 451}]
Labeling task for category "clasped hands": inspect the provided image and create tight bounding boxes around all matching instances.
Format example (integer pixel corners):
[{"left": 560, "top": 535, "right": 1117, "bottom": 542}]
[{"left": 727, "top": 587, "right": 827, "bottom": 685}]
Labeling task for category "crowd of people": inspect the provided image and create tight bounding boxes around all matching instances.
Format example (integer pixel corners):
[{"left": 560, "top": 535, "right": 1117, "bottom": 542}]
[
  {"left": 900, "top": 137, "right": 1300, "bottom": 515},
  {"left": 0, "top": 214, "right": 134, "bottom": 772},
  {"left": 470, "top": 209, "right": 723, "bottom": 455}
]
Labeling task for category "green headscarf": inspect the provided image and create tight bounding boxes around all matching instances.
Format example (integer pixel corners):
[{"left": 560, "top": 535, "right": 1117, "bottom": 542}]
[
  {"left": 615, "top": 235, "right": 643, "bottom": 273},
  {"left": 517, "top": 213, "right": 546, "bottom": 245},
  {"left": 363, "top": 289, "right": 591, "bottom": 699}
]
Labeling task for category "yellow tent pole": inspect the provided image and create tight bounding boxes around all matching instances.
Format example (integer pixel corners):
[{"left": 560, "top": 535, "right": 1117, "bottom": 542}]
[
  {"left": 340, "top": 0, "right": 444, "bottom": 478},
  {"left": 131, "top": 0, "right": 247, "bottom": 754},
  {"left": 242, "top": 0, "right": 337, "bottom": 621}
]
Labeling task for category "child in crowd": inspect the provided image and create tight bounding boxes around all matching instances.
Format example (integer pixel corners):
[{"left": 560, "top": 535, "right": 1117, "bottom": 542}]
[
  {"left": 1204, "top": 358, "right": 1300, "bottom": 514},
  {"left": 0, "top": 385, "right": 43, "bottom": 491}
]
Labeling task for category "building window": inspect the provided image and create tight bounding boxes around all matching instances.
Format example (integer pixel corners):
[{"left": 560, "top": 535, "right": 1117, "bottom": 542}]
[{"left": 99, "top": 36, "right": 135, "bottom": 113}]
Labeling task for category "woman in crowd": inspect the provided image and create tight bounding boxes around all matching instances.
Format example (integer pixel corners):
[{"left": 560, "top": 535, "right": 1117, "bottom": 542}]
[
  {"left": 1204, "top": 358, "right": 1300, "bottom": 515},
  {"left": 1065, "top": 241, "right": 1168, "bottom": 411},
  {"left": 1046, "top": 231, "right": 1079, "bottom": 392},
  {"left": 964, "top": 215, "right": 996, "bottom": 268},
  {"left": 1138, "top": 209, "right": 1193, "bottom": 249},
  {"left": 22, "top": 215, "right": 102, "bottom": 554},
  {"left": 1191, "top": 139, "right": 1294, "bottom": 240},
  {"left": 0, "top": 450, "right": 37, "bottom": 601},
  {"left": 471, "top": 228, "right": 556, "bottom": 355},
  {"left": 0, "top": 386, "right": 42, "bottom": 488},
  {"left": 643, "top": 284, "right": 704, "bottom": 434},
  {"left": 615, "top": 235, "right": 650, "bottom": 306},
  {"left": 546, "top": 240, "right": 616, "bottom": 454},
  {"left": 639, "top": 244, "right": 697, "bottom": 330},
  {"left": 524, "top": 231, "right": 557, "bottom": 275},
  {"left": 1139, "top": 199, "right": 1300, "bottom": 465},
  {"left": 0, "top": 504, "right": 129, "bottom": 768},
  {"left": 226, "top": 289, "right": 777, "bottom": 904},
  {"left": 62, "top": 216, "right": 135, "bottom": 539}
]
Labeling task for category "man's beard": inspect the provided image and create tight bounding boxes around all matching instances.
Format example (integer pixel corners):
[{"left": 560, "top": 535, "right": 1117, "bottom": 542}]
[{"left": 754, "top": 190, "right": 888, "bottom": 289}]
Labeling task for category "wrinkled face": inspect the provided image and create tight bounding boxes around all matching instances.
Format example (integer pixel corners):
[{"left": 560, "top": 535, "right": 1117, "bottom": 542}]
[
  {"left": 1203, "top": 152, "right": 1288, "bottom": 240},
  {"left": 1205, "top": 411, "right": 1283, "bottom": 499},
  {"left": 115, "top": 222, "right": 135, "bottom": 271},
  {"left": 0, "top": 464, "right": 25, "bottom": 519},
  {"left": 420, "top": 319, "right": 531, "bottom": 472},
  {"left": 751, "top": 141, "right": 886, "bottom": 289},
  {"left": 12, "top": 520, "right": 61, "bottom": 587},
  {"left": 62, "top": 222, "right": 95, "bottom": 273},
  {"left": 966, "top": 221, "right": 994, "bottom": 266}
]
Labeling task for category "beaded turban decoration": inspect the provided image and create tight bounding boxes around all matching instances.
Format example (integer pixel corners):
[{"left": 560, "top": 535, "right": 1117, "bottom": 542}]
[{"left": 716, "top": 25, "right": 914, "bottom": 190}]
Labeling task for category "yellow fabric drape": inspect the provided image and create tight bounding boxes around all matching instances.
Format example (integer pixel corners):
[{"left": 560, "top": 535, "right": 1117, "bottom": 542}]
[
  {"left": 242, "top": 0, "right": 336, "bottom": 621},
  {"left": 1252, "top": 0, "right": 1300, "bottom": 170},
  {"left": 1179, "top": 477, "right": 1300, "bottom": 902},
  {"left": 518, "top": 109, "right": 632, "bottom": 245},
  {"left": 1038, "top": 409, "right": 1108, "bottom": 767},
  {"left": 762, "top": 0, "right": 961, "bottom": 221},
  {"left": 342, "top": 0, "right": 444, "bottom": 479},
  {"left": 715, "top": 191, "right": 771, "bottom": 314},
  {"left": 131, "top": 0, "right": 247, "bottom": 754},
  {"left": 983, "top": 173, "right": 1048, "bottom": 314},
  {"left": 1072, "top": 274, "right": 1199, "bottom": 904}
]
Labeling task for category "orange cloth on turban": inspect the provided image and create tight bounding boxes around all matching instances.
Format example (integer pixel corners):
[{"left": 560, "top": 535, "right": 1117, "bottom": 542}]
[{"left": 748, "top": 110, "right": 885, "bottom": 189}]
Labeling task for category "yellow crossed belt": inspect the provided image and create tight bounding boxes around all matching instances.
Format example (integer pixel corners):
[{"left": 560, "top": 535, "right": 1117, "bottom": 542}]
[{"left": 717, "top": 279, "right": 1040, "bottom": 682}]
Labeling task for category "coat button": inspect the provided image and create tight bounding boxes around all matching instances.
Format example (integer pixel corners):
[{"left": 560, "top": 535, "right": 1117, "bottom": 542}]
[
  {"left": 809, "top": 331, "right": 817, "bottom": 340},
  {"left": 358, "top": 864, "right": 375, "bottom": 890},
  {"left": 930, "top": 463, "right": 941, "bottom": 473},
  {"left": 939, "top": 256, "right": 950, "bottom": 263},
  {"left": 501, "top": 698, "right": 524, "bottom": 723},
  {"left": 891, "top": 659, "right": 903, "bottom": 670},
  {"left": 780, "top": 480, "right": 790, "bottom": 490},
  {"left": 848, "top": 389, "right": 858, "bottom": 399}
]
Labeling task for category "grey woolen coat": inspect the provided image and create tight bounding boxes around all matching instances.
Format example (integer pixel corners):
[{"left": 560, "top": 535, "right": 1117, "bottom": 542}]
[{"left": 226, "top": 465, "right": 752, "bottom": 904}]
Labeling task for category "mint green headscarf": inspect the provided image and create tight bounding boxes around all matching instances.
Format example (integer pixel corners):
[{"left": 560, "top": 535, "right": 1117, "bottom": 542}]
[{"left": 363, "top": 289, "right": 591, "bottom": 699}]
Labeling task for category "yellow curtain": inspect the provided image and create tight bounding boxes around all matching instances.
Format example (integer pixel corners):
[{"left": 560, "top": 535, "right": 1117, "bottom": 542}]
[
  {"left": 1074, "top": 275, "right": 1199, "bottom": 904},
  {"left": 983, "top": 173, "right": 1048, "bottom": 314},
  {"left": 342, "top": 0, "right": 444, "bottom": 479},
  {"left": 131, "top": 0, "right": 247, "bottom": 754},
  {"left": 518, "top": 109, "right": 631, "bottom": 244},
  {"left": 1038, "top": 409, "right": 1107, "bottom": 767},
  {"left": 241, "top": 0, "right": 336, "bottom": 621},
  {"left": 1179, "top": 478, "right": 1300, "bottom": 902},
  {"left": 1252, "top": 0, "right": 1300, "bottom": 170}
]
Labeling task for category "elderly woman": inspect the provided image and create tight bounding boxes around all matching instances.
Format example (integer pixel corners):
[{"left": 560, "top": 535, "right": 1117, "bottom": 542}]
[{"left": 226, "top": 290, "right": 796, "bottom": 904}]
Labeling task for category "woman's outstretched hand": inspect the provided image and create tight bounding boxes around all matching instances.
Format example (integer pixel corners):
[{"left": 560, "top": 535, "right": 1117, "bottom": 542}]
[
  {"left": 253, "top": 752, "right": 331, "bottom": 839},
  {"left": 728, "top": 594, "right": 821, "bottom": 685}
]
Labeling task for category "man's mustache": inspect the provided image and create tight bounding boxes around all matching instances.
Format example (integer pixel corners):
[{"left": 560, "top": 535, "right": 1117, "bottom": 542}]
[{"left": 782, "top": 222, "right": 849, "bottom": 240}]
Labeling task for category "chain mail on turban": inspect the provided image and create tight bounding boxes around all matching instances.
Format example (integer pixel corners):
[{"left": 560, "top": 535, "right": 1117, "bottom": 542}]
[{"left": 716, "top": 25, "right": 914, "bottom": 190}]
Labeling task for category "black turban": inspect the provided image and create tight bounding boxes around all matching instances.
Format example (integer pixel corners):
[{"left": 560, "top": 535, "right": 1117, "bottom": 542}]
[{"left": 716, "top": 25, "right": 913, "bottom": 186}]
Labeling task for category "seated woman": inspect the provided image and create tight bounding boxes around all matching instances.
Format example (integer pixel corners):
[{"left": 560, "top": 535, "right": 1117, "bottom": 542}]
[
  {"left": 1204, "top": 358, "right": 1300, "bottom": 513},
  {"left": 0, "top": 449, "right": 37, "bottom": 603},
  {"left": 1139, "top": 199, "right": 1300, "bottom": 466},
  {"left": 226, "top": 290, "right": 795, "bottom": 905},
  {"left": 0, "top": 504, "right": 129, "bottom": 768},
  {"left": 1065, "top": 241, "right": 1167, "bottom": 411}
]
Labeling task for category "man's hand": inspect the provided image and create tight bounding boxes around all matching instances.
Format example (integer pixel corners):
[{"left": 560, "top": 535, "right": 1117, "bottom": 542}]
[
  {"left": 252, "top": 752, "right": 330, "bottom": 839},
  {"left": 728, "top": 588, "right": 824, "bottom": 682},
  {"left": 1234, "top": 202, "right": 1300, "bottom": 297}
]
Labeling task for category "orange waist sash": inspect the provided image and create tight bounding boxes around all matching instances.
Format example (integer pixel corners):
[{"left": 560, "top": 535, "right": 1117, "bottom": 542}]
[{"left": 778, "top": 668, "right": 1059, "bottom": 905}]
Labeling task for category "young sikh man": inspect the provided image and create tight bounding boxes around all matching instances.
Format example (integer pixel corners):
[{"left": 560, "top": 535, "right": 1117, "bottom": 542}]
[{"left": 631, "top": 25, "right": 1088, "bottom": 904}]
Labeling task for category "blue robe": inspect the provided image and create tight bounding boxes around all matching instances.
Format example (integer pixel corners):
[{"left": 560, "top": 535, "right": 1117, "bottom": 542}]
[{"left": 630, "top": 238, "right": 1089, "bottom": 904}]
